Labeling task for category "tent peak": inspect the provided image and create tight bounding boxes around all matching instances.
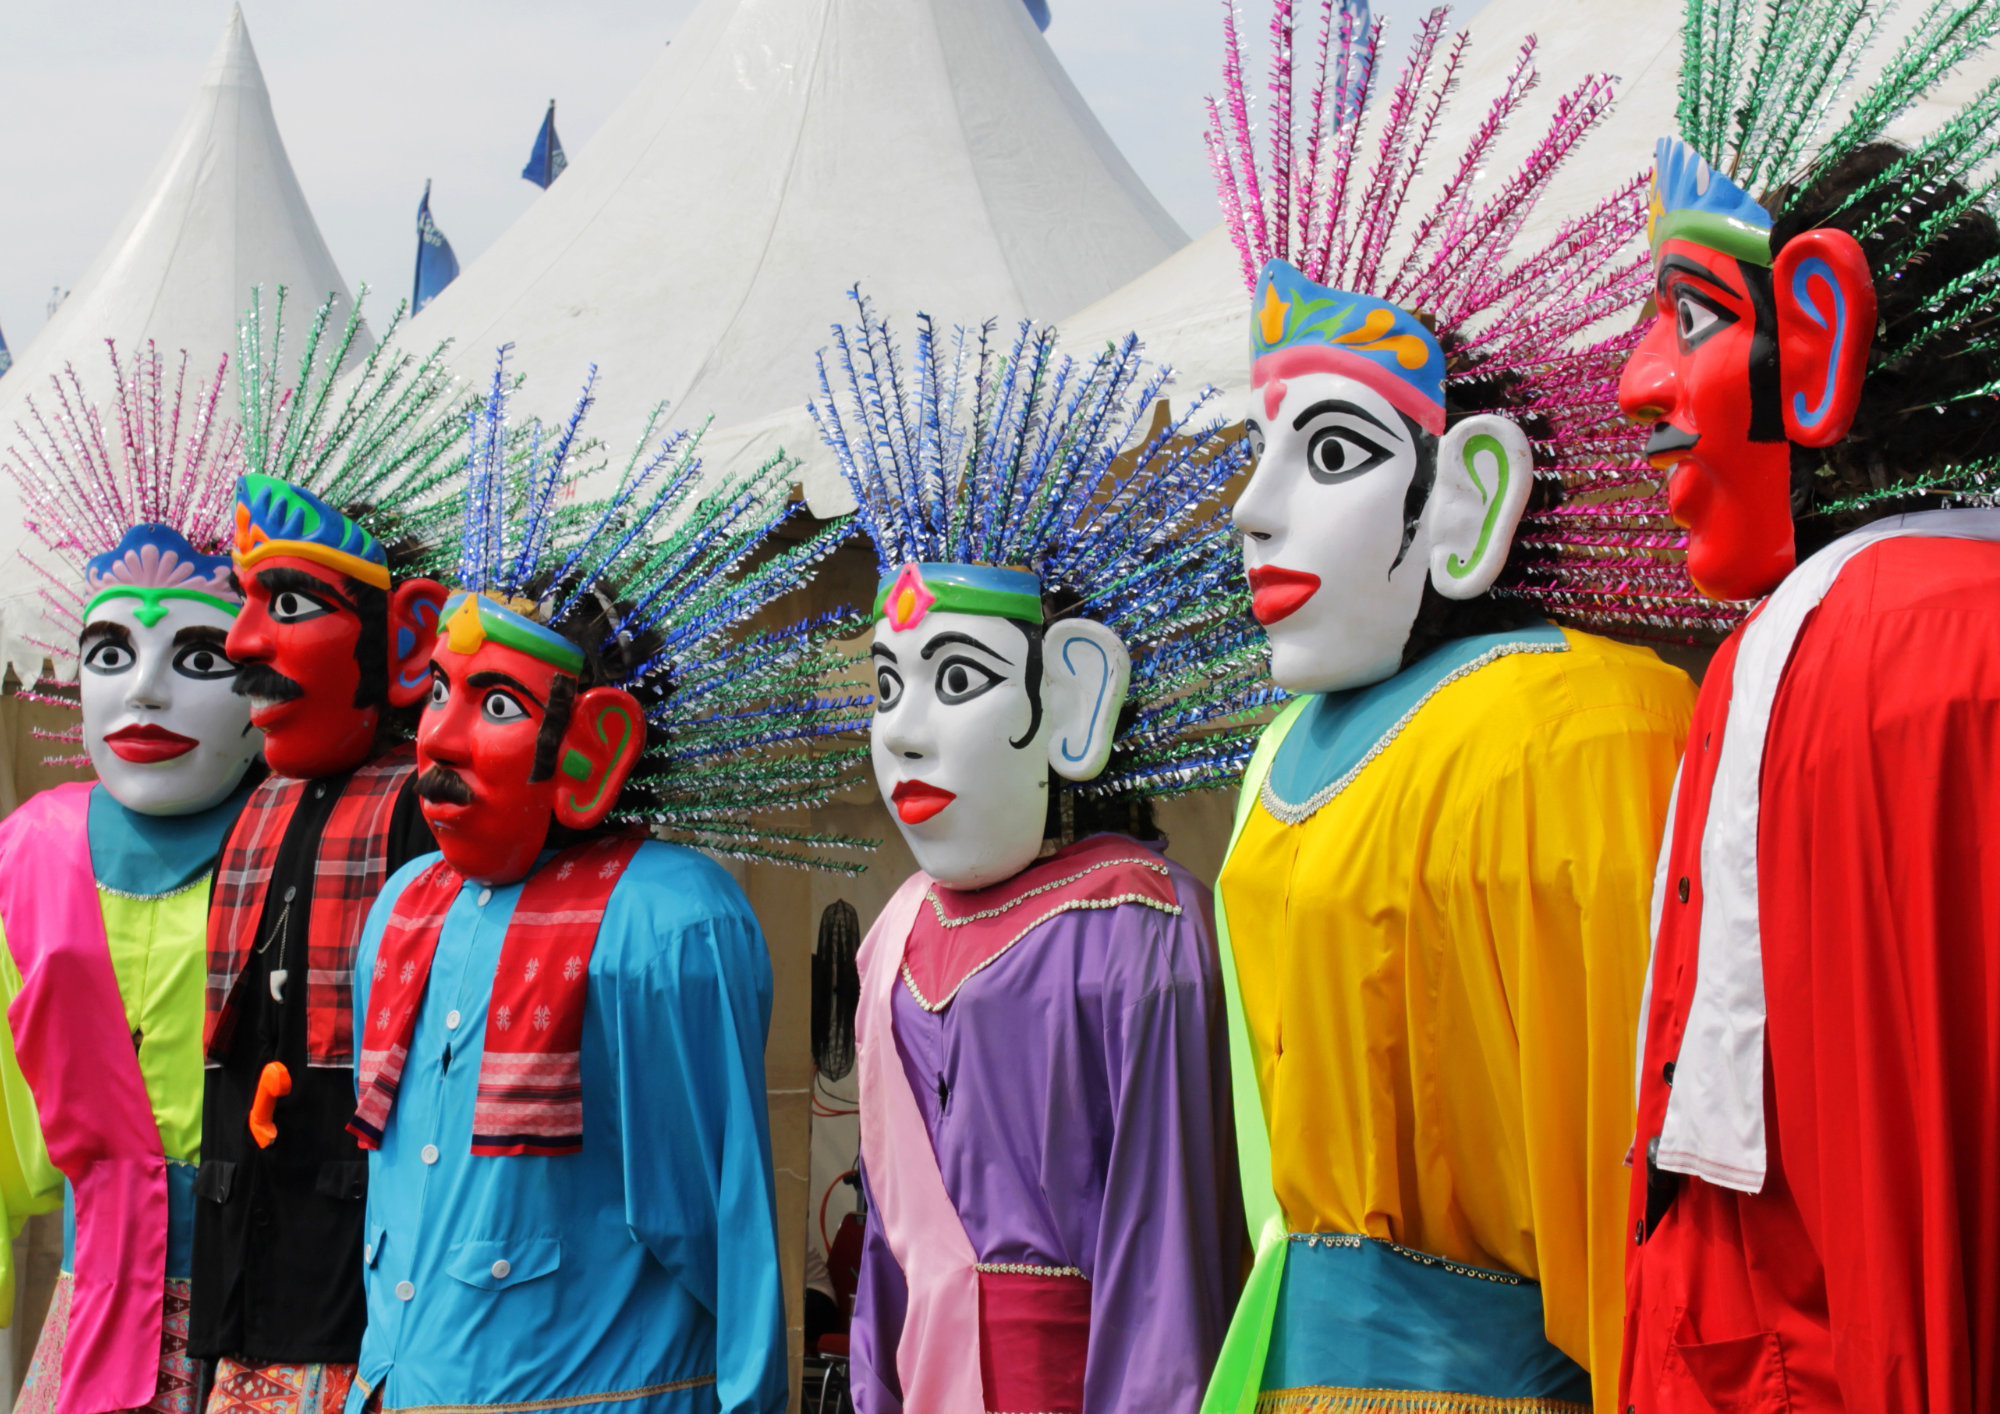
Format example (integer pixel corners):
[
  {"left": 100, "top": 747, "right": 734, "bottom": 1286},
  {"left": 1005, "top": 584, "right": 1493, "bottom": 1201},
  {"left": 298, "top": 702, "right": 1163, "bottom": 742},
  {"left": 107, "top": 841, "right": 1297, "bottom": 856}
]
[{"left": 202, "top": 4, "right": 265, "bottom": 94}]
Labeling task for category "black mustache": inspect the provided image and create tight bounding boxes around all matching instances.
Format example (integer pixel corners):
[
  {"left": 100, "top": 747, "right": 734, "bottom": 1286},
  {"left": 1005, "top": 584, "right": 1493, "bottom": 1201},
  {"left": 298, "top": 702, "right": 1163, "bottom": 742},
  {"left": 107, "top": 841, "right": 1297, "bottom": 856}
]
[
  {"left": 415, "top": 764, "right": 476, "bottom": 806},
  {"left": 232, "top": 663, "right": 304, "bottom": 703},
  {"left": 1645, "top": 423, "right": 1701, "bottom": 458}
]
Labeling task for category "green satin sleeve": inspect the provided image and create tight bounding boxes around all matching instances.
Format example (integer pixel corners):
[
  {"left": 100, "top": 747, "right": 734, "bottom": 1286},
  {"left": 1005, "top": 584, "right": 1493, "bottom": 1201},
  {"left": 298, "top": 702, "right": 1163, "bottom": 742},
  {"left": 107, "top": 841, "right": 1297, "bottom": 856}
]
[{"left": 0, "top": 918, "right": 64, "bottom": 1325}]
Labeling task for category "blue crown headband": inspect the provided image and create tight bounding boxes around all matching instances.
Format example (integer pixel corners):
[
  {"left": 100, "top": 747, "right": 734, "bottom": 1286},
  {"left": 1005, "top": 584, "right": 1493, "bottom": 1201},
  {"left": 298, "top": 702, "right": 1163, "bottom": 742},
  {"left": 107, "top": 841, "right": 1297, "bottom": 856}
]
[
  {"left": 83, "top": 523, "right": 241, "bottom": 626},
  {"left": 1647, "top": 138, "right": 1774, "bottom": 268},
  {"left": 233, "top": 473, "right": 389, "bottom": 588},
  {"left": 1251, "top": 259, "right": 1447, "bottom": 433}
]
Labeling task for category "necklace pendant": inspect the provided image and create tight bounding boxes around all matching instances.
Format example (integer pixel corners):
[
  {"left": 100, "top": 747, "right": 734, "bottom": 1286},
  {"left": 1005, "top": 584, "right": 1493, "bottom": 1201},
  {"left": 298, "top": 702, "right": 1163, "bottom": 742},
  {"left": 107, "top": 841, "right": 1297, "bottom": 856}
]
[{"left": 269, "top": 968, "right": 289, "bottom": 1003}]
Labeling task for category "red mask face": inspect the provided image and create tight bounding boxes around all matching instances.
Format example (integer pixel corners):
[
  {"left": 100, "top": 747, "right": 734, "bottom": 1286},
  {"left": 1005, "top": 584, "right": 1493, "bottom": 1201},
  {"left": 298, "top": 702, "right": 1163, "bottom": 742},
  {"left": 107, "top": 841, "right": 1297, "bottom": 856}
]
[
  {"left": 1619, "top": 239, "right": 1796, "bottom": 602},
  {"left": 415, "top": 629, "right": 646, "bottom": 886},
  {"left": 226, "top": 557, "right": 446, "bottom": 779}
]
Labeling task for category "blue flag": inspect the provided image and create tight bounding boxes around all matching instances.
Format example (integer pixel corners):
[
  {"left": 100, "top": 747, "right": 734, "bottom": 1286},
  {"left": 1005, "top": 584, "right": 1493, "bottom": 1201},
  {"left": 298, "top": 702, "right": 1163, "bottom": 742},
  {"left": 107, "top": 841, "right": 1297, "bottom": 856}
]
[
  {"left": 1022, "top": 0, "right": 1050, "bottom": 29},
  {"left": 413, "top": 179, "right": 460, "bottom": 314},
  {"left": 522, "top": 100, "right": 569, "bottom": 190},
  {"left": 0, "top": 318, "right": 10, "bottom": 379}
]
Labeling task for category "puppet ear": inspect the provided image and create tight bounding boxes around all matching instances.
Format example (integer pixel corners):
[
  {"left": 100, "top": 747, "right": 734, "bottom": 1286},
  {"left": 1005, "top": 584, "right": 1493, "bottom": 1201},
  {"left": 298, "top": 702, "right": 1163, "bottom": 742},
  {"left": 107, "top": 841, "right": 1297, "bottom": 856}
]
[
  {"left": 553, "top": 686, "right": 646, "bottom": 831},
  {"left": 1774, "top": 228, "right": 1876, "bottom": 448},
  {"left": 1427, "top": 415, "right": 1534, "bottom": 601},
  {"left": 387, "top": 579, "right": 448, "bottom": 709},
  {"left": 1043, "top": 618, "right": 1131, "bottom": 783}
]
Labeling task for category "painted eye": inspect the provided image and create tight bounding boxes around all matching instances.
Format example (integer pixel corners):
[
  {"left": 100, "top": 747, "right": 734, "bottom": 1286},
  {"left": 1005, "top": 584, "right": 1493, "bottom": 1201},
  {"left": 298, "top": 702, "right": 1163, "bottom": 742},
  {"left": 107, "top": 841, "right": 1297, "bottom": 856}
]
[
  {"left": 269, "top": 590, "right": 333, "bottom": 625},
  {"left": 482, "top": 690, "right": 530, "bottom": 724},
  {"left": 1246, "top": 423, "right": 1267, "bottom": 461},
  {"left": 935, "top": 655, "right": 1002, "bottom": 706},
  {"left": 82, "top": 640, "right": 134, "bottom": 674},
  {"left": 875, "top": 666, "right": 903, "bottom": 710},
  {"left": 1304, "top": 425, "right": 1393, "bottom": 483},
  {"left": 428, "top": 674, "right": 451, "bottom": 709},
  {"left": 173, "top": 644, "right": 237, "bottom": 681},
  {"left": 1671, "top": 288, "right": 1737, "bottom": 349}
]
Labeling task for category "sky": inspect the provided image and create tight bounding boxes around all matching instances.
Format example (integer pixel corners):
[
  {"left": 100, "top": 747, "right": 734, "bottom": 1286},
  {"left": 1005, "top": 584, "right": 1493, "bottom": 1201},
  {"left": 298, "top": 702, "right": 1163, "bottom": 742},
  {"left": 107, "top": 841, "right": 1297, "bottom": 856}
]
[{"left": 0, "top": 0, "right": 1481, "bottom": 357}]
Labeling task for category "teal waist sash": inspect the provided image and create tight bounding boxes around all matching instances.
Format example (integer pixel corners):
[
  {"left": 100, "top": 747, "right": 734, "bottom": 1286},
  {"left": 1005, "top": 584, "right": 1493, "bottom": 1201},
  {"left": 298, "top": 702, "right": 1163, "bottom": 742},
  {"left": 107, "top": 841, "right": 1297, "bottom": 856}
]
[
  {"left": 1262, "top": 1234, "right": 1591, "bottom": 1409},
  {"left": 63, "top": 1159, "right": 198, "bottom": 1281}
]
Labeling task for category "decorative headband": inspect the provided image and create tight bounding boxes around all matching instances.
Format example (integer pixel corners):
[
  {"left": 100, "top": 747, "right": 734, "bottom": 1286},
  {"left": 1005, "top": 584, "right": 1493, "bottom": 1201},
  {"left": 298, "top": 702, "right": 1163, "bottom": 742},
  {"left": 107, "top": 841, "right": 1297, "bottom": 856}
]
[
  {"left": 440, "top": 591, "right": 586, "bottom": 676},
  {"left": 83, "top": 523, "right": 241, "bottom": 626},
  {"left": 1647, "top": 137, "right": 1774, "bottom": 268},
  {"left": 873, "top": 563, "right": 1045, "bottom": 632},
  {"left": 1251, "top": 259, "right": 1446, "bottom": 434},
  {"left": 232, "top": 473, "right": 391, "bottom": 590}
]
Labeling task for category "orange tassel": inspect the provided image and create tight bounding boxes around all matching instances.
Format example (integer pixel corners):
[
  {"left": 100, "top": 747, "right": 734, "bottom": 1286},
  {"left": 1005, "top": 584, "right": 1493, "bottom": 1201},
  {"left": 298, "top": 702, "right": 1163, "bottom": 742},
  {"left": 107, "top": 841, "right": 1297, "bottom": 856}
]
[{"left": 249, "top": 1061, "right": 291, "bottom": 1149}]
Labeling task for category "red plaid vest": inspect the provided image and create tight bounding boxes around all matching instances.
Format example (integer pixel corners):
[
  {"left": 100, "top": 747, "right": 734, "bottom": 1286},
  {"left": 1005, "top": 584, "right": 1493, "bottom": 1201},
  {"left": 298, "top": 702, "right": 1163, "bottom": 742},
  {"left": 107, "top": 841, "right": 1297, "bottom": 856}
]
[
  {"left": 204, "top": 747, "right": 417, "bottom": 1069},
  {"left": 350, "top": 834, "right": 642, "bottom": 1157}
]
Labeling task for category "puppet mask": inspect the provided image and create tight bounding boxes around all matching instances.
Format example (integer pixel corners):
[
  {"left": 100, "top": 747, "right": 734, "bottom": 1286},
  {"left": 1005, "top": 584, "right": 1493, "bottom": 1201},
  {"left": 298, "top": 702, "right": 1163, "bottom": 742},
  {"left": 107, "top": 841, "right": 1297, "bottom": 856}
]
[
  {"left": 1236, "top": 261, "right": 1533, "bottom": 695},
  {"left": 416, "top": 594, "right": 645, "bottom": 887},
  {"left": 79, "top": 525, "right": 261, "bottom": 816},
  {"left": 226, "top": 475, "right": 444, "bottom": 779},
  {"left": 869, "top": 565, "right": 1129, "bottom": 892},
  {"left": 1619, "top": 140, "right": 1875, "bottom": 602}
]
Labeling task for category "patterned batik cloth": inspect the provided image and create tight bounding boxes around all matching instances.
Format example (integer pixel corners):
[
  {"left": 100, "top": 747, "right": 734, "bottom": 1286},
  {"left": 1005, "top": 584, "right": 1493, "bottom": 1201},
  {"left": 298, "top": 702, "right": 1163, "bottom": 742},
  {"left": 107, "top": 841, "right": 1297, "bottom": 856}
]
[
  {"left": 17, "top": 1274, "right": 198, "bottom": 1414},
  {"left": 208, "top": 1357, "right": 358, "bottom": 1414}
]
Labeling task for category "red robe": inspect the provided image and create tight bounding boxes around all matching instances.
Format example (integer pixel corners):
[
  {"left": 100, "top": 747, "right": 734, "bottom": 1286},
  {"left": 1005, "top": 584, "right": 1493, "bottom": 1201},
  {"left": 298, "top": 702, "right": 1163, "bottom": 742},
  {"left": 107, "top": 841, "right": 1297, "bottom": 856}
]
[{"left": 1623, "top": 535, "right": 2000, "bottom": 1412}]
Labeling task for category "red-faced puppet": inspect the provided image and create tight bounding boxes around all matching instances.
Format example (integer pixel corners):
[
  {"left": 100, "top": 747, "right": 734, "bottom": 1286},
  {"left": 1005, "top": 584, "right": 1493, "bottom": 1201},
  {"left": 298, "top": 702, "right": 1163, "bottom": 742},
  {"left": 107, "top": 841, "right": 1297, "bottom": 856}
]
[
  {"left": 228, "top": 473, "right": 447, "bottom": 778},
  {"left": 1619, "top": 140, "right": 1876, "bottom": 601},
  {"left": 415, "top": 593, "right": 646, "bottom": 886}
]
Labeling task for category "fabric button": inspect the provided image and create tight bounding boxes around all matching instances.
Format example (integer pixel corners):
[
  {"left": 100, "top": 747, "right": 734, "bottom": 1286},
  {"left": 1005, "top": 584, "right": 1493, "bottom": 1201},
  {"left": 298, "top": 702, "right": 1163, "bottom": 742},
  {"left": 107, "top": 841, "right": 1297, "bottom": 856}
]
[
  {"left": 1677, "top": 876, "right": 1690, "bottom": 904},
  {"left": 283, "top": 885, "right": 297, "bottom": 903},
  {"left": 491, "top": 1259, "right": 512, "bottom": 1280},
  {"left": 1634, "top": 1220, "right": 1645, "bottom": 1244},
  {"left": 314, "top": 783, "right": 327, "bottom": 800},
  {"left": 445, "top": 1010, "right": 462, "bottom": 1030},
  {"left": 421, "top": 1144, "right": 440, "bottom": 1165},
  {"left": 1662, "top": 1060, "right": 1676, "bottom": 1086},
  {"left": 364, "top": 1243, "right": 374, "bottom": 1262},
  {"left": 395, "top": 1280, "right": 414, "bottom": 1301},
  {"left": 477, "top": 888, "right": 493, "bottom": 907}
]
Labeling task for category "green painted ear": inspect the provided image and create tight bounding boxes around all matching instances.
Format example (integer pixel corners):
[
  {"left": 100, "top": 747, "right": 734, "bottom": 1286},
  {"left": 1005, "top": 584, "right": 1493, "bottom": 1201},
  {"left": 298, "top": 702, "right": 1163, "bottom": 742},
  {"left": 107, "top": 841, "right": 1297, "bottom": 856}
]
[
  {"left": 1428, "top": 416, "right": 1534, "bottom": 602},
  {"left": 553, "top": 687, "right": 647, "bottom": 830}
]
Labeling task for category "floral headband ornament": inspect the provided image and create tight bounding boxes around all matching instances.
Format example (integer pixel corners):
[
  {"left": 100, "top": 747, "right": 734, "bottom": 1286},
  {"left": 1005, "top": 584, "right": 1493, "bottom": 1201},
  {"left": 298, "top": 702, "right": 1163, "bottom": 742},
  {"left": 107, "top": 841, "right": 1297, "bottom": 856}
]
[
  {"left": 3, "top": 341, "right": 249, "bottom": 763},
  {"left": 438, "top": 347, "right": 872, "bottom": 871},
  {"left": 1210, "top": 0, "right": 1737, "bottom": 637},
  {"left": 233, "top": 473, "right": 390, "bottom": 589},
  {"left": 813, "top": 290, "right": 1280, "bottom": 803}
]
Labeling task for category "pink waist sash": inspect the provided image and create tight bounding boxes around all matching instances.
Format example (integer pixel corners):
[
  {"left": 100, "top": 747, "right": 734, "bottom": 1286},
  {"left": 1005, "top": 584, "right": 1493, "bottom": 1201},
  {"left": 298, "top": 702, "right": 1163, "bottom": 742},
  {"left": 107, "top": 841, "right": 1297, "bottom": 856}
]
[{"left": 979, "top": 1268, "right": 1091, "bottom": 1414}]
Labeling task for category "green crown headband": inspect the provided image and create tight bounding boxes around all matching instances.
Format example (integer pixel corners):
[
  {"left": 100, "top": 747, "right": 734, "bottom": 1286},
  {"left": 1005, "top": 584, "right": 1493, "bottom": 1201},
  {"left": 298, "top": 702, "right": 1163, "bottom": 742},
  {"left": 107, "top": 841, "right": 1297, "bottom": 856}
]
[
  {"left": 1649, "top": 138, "right": 1775, "bottom": 268},
  {"left": 440, "top": 592, "right": 586, "bottom": 676},
  {"left": 873, "top": 563, "right": 1045, "bottom": 630}
]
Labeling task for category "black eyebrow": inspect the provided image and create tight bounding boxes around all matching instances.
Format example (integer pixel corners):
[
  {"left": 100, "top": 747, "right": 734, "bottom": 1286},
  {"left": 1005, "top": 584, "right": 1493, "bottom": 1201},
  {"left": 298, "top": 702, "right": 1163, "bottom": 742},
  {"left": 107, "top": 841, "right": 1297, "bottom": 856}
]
[
  {"left": 173, "top": 625, "right": 229, "bottom": 649},
  {"left": 465, "top": 670, "right": 546, "bottom": 711},
  {"left": 253, "top": 566, "right": 358, "bottom": 617},
  {"left": 1292, "top": 398, "right": 1397, "bottom": 435},
  {"left": 1658, "top": 253, "right": 1740, "bottom": 296},
  {"left": 920, "top": 631, "right": 1013, "bottom": 665},
  {"left": 869, "top": 643, "right": 898, "bottom": 663},
  {"left": 80, "top": 621, "right": 132, "bottom": 649}
]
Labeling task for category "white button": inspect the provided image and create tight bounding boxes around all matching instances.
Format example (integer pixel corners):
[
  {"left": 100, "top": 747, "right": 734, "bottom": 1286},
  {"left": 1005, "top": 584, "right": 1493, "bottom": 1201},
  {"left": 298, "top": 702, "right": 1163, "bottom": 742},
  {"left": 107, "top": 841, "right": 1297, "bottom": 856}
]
[
  {"left": 364, "top": 1243, "right": 374, "bottom": 1262},
  {"left": 395, "top": 1280, "right": 414, "bottom": 1301},
  {"left": 490, "top": 1259, "right": 511, "bottom": 1280},
  {"left": 445, "top": 1010, "right": 462, "bottom": 1030},
  {"left": 421, "top": 1144, "right": 439, "bottom": 1165},
  {"left": 477, "top": 888, "right": 492, "bottom": 906}
]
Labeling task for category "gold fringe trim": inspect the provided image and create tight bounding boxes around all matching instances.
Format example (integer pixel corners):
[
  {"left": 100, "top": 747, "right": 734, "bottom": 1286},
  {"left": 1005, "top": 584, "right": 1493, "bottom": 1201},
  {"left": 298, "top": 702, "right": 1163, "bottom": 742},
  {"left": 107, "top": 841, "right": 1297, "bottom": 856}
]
[
  {"left": 1256, "top": 1388, "right": 1588, "bottom": 1414},
  {"left": 384, "top": 1374, "right": 715, "bottom": 1413}
]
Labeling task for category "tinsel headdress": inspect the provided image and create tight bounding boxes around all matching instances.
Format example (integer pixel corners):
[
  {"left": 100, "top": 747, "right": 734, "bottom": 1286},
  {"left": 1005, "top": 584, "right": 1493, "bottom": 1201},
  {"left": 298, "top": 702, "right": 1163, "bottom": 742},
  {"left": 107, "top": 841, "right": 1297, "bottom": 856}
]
[
  {"left": 232, "top": 289, "right": 469, "bottom": 578},
  {"left": 810, "top": 292, "right": 1278, "bottom": 804},
  {"left": 1667, "top": 0, "right": 2000, "bottom": 513},
  {"left": 1210, "top": 1, "right": 1733, "bottom": 635},
  {"left": 5, "top": 341, "right": 247, "bottom": 764},
  {"left": 447, "top": 348, "right": 872, "bottom": 871}
]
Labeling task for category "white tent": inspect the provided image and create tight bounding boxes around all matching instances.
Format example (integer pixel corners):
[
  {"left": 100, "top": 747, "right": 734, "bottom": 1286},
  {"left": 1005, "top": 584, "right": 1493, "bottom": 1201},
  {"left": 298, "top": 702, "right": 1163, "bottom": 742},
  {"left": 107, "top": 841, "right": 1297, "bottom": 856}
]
[
  {"left": 393, "top": 0, "right": 1188, "bottom": 512},
  {"left": 0, "top": 5, "right": 358, "bottom": 682}
]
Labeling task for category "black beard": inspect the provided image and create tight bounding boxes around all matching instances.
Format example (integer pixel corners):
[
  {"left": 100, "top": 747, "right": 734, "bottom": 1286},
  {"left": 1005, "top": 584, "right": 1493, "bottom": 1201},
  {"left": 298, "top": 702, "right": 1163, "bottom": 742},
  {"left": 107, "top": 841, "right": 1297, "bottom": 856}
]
[
  {"left": 232, "top": 662, "right": 304, "bottom": 703},
  {"left": 414, "top": 763, "right": 476, "bottom": 806}
]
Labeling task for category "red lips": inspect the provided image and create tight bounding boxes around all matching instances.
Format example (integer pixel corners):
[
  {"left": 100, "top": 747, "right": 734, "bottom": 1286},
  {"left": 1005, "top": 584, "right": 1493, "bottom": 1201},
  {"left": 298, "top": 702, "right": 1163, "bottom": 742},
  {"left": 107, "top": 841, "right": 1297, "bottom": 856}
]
[
  {"left": 103, "top": 723, "right": 199, "bottom": 764},
  {"left": 891, "top": 779, "right": 957, "bottom": 825},
  {"left": 1246, "top": 566, "right": 1323, "bottom": 626}
]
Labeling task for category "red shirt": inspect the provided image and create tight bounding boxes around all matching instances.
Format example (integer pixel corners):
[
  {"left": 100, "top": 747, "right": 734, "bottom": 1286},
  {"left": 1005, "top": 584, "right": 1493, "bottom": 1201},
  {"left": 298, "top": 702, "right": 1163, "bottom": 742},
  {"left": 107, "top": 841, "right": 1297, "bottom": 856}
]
[{"left": 1623, "top": 536, "right": 2000, "bottom": 1412}]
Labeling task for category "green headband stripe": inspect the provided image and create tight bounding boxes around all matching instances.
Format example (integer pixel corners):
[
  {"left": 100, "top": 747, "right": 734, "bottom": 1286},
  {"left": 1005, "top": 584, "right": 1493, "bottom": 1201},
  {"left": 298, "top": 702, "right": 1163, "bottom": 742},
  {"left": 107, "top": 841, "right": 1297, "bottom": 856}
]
[
  {"left": 441, "top": 592, "right": 587, "bottom": 675},
  {"left": 871, "top": 579, "right": 1045, "bottom": 624},
  {"left": 84, "top": 585, "right": 241, "bottom": 629},
  {"left": 1652, "top": 209, "right": 1774, "bottom": 268}
]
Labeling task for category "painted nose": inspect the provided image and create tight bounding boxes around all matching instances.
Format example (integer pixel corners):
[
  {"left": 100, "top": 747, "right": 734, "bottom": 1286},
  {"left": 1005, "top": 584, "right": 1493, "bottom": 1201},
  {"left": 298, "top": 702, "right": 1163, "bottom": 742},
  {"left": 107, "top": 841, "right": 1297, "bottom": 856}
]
[
  {"left": 1619, "top": 316, "right": 1681, "bottom": 427},
  {"left": 225, "top": 604, "right": 274, "bottom": 664},
  {"left": 1230, "top": 460, "right": 1282, "bottom": 541}
]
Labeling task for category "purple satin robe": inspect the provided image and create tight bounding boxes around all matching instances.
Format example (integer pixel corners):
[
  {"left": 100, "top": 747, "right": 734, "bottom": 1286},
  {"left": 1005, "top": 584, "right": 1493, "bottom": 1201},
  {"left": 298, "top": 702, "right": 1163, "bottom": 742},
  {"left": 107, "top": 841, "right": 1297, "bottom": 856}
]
[{"left": 850, "top": 845, "right": 1242, "bottom": 1413}]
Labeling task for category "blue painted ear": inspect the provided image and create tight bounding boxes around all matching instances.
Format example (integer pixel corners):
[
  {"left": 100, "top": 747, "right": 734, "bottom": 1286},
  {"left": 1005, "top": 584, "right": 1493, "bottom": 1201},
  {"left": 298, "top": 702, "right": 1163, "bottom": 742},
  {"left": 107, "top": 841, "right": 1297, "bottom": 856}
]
[
  {"left": 1043, "top": 619, "right": 1131, "bottom": 783},
  {"left": 1775, "top": 228, "right": 1875, "bottom": 449}
]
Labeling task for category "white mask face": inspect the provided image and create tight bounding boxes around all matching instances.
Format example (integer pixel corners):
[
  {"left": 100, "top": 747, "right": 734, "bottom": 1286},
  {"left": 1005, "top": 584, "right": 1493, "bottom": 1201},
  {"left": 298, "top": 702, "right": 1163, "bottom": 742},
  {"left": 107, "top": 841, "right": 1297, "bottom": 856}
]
[
  {"left": 1234, "top": 371, "right": 1435, "bottom": 694},
  {"left": 871, "top": 611, "right": 1050, "bottom": 891},
  {"left": 80, "top": 597, "right": 262, "bottom": 816}
]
